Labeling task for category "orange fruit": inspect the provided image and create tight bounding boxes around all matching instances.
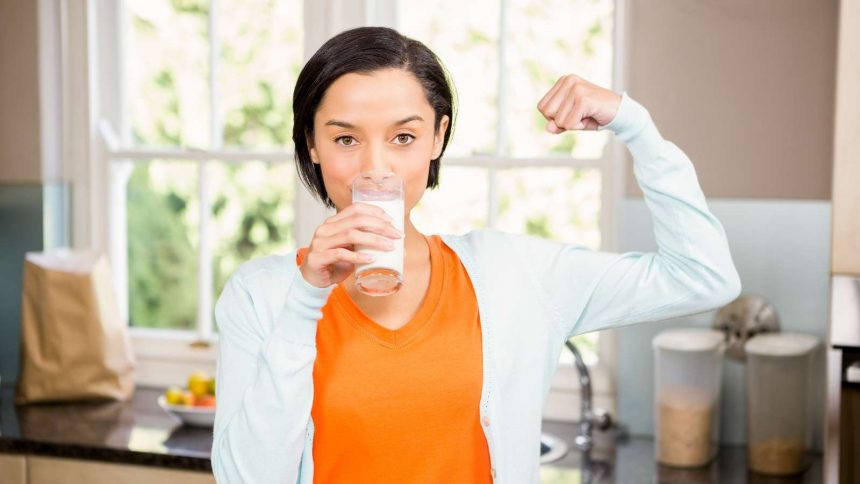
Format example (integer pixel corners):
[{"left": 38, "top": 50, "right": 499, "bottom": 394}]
[
  {"left": 196, "top": 394, "right": 216, "bottom": 408},
  {"left": 181, "top": 390, "right": 197, "bottom": 407}
]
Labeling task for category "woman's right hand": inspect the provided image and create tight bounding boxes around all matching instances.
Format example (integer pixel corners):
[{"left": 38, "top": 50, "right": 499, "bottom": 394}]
[{"left": 299, "top": 202, "right": 403, "bottom": 288}]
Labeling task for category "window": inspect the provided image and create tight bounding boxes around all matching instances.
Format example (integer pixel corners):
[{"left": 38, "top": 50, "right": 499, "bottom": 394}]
[
  {"left": 69, "top": 0, "right": 623, "bottom": 410},
  {"left": 118, "top": 0, "right": 304, "bottom": 342}
]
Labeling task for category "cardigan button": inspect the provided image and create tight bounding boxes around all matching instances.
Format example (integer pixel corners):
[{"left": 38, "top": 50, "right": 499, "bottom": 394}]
[
  {"left": 491, "top": 468, "right": 497, "bottom": 479},
  {"left": 481, "top": 415, "right": 490, "bottom": 427}
]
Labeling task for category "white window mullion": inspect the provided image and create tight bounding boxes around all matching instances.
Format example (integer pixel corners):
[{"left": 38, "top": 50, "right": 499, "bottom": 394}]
[
  {"left": 196, "top": 0, "right": 221, "bottom": 343},
  {"left": 487, "top": 168, "right": 499, "bottom": 228},
  {"left": 604, "top": 0, "right": 628, "bottom": 254},
  {"left": 197, "top": 159, "right": 214, "bottom": 342},
  {"left": 208, "top": 0, "right": 222, "bottom": 150},
  {"left": 489, "top": 0, "right": 511, "bottom": 229},
  {"left": 447, "top": 156, "right": 604, "bottom": 169},
  {"left": 98, "top": 0, "right": 132, "bottom": 325},
  {"left": 108, "top": 148, "right": 293, "bottom": 163},
  {"left": 105, "top": 151, "right": 606, "bottom": 169}
]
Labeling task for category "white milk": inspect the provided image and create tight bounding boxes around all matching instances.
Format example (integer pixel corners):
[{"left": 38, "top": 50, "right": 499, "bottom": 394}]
[{"left": 353, "top": 199, "right": 405, "bottom": 278}]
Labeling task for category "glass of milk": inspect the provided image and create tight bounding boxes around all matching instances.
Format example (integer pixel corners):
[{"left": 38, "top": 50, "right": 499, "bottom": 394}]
[{"left": 352, "top": 171, "right": 404, "bottom": 296}]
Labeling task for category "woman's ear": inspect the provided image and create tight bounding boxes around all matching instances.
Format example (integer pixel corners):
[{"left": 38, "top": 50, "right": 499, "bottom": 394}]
[
  {"left": 307, "top": 135, "right": 320, "bottom": 164},
  {"left": 431, "top": 114, "right": 450, "bottom": 160}
]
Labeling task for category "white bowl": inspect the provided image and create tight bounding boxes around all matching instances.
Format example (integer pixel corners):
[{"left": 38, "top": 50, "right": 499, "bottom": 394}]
[{"left": 157, "top": 394, "right": 215, "bottom": 428}]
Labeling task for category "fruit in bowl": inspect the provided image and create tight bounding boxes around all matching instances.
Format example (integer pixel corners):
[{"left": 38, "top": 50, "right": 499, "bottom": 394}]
[{"left": 158, "top": 371, "right": 217, "bottom": 427}]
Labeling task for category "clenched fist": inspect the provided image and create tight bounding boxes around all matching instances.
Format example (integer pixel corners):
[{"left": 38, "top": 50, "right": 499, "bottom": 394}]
[{"left": 537, "top": 75, "right": 622, "bottom": 133}]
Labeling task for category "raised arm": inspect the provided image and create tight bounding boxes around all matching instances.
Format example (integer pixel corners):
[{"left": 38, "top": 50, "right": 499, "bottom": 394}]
[
  {"left": 212, "top": 263, "right": 332, "bottom": 484},
  {"left": 531, "top": 76, "right": 741, "bottom": 338}
]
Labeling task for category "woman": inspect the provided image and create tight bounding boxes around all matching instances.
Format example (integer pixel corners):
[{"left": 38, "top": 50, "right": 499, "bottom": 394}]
[{"left": 211, "top": 26, "right": 740, "bottom": 484}]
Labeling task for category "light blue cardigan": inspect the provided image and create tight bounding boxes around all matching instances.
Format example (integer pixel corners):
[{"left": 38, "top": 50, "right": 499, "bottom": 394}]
[{"left": 211, "top": 93, "right": 742, "bottom": 484}]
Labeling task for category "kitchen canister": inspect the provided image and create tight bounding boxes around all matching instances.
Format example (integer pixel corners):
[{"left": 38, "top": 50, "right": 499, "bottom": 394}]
[
  {"left": 745, "top": 333, "right": 818, "bottom": 476},
  {"left": 653, "top": 328, "right": 726, "bottom": 467}
]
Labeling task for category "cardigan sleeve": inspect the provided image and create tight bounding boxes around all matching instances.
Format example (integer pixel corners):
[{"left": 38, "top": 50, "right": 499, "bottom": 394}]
[
  {"left": 529, "top": 92, "right": 741, "bottom": 339},
  {"left": 211, "top": 262, "right": 332, "bottom": 484}
]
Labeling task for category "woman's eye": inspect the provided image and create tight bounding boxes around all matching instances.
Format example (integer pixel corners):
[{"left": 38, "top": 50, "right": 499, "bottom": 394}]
[
  {"left": 394, "top": 134, "right": 415, "bottom": 145},
  {"left": 335, "top": 136, "right": 356, "bottom": 146}
]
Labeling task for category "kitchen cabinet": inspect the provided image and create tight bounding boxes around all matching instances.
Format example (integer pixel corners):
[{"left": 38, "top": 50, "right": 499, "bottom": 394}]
[
  {"left": 831, "top": 0, "right": 860, "bottom": 275},
  {"left": 27, "top": 456, "right": 214, "bottom": 484},
  {"left": 0, "top": 454, "right": 26, "bottom": 484}
]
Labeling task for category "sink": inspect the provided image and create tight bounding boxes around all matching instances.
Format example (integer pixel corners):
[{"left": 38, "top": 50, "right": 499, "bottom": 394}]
[{"left": 539, "top": 433, "right": 569, "bottom": 464}]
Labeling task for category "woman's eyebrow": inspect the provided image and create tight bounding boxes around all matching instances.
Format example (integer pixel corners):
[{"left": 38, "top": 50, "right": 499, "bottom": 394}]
[{"left": 324, "top": 115, "right": 424, "bottom": 129}]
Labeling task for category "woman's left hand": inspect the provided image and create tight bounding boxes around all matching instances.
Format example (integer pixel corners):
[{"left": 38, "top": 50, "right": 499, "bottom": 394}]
[{"left": 537, "top": 75, "right": 622, "bottom": 133}]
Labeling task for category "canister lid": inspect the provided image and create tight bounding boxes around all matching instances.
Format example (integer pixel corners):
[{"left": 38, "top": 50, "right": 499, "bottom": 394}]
[
  {"left": 652, "top": 328, "right": 725, "bottom": 352},
  {"left": 744, "top": 333, "right": 819, "bottom": 357}
]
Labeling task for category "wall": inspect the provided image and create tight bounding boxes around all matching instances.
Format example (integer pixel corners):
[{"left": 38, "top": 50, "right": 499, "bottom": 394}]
[
  {"left": 624, "top": 0, "right": 837, "bottom": 199},
  {"left": 0, "top": 0, "right": 42, "bottom": 183},
  {"left": 0, "top": 0, "right": 68, "bottom": 388},
  {"left": 615, "top": 1, "right": 838, "bottom": 449}
]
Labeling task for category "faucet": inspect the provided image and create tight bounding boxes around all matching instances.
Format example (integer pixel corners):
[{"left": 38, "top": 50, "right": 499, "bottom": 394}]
[{"left": 565, "top": 340, "right": 613, "bottom": 452}]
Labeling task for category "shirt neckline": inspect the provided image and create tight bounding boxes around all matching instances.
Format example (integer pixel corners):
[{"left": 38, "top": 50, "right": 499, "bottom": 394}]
[{"left": 330, "top": 234, "right": 445, "bottom": 349}]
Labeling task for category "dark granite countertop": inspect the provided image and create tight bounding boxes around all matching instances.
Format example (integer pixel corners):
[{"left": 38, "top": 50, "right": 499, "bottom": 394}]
[
  {"left": 0, "top": 386, "right": 823, "bottom": 482},
  {"left": 0, "top": 386, "right": 212, "bottom": 471},
  {"left": 540, "top": 421, "right": 822, "bottom": 483}
]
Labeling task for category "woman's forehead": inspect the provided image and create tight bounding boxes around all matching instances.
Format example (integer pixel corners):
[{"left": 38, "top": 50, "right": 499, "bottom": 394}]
[{"left": 316, "top": 69, "right": 433, "bottom": 124}]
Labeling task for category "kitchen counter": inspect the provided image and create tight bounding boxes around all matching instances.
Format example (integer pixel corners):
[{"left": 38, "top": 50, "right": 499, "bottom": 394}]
[
  {"left": 540, "top": 421, "right": 823, "bottom": 483},
  {"left": 1, "top": 387, "right": 822, "bottom": 482},
  {"left": 0, "top": 386, "right": 211, "bottom": 471}
]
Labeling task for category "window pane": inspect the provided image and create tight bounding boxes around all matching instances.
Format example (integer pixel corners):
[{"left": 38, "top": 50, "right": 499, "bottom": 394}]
[
  {"left": 127, "top": 1, "right": 211, "bottom": 147},
  {"left": 560, "top": 332, "right": 599, "bottom": 366},
  {"left": 505, "top": 0, "right": 614, "bottom": 158},
  {"left": 210, "top": 161, "right": 296, "bottom": 309},
  {"left": 496, "top": 167, "right": 601, "bottom": 248},
  {"left": 219, "top": 0, "right": 303, "bottom": 149},
  {"left": 127, "top": 161, "right": 199, "bottom": 330},
  {"left": 411, "top": 167, "right": 488, "bottom": 235},
  {"left": 397, "top": 0, "right": 500, "bottom": 157}
]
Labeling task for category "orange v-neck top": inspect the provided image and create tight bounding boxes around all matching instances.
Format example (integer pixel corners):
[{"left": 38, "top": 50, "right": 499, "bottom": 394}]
[{"left": 295, "top": 235, "right": 491, "bottom": 483}]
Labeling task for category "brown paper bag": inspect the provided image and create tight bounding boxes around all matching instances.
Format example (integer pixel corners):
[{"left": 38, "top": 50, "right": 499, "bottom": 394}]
[{"left": 15, "top": 249, "right": 136, "bottom": 404}]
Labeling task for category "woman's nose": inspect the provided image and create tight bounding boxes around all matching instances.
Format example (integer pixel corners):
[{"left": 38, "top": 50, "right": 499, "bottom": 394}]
[{"left": 360, "top": 143, "right": 393, "bottom": 173}]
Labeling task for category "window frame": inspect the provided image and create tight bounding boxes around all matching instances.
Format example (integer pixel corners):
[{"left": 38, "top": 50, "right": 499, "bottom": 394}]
[{"left": 60, "top": 0, "right": 627, "bottom": 420}]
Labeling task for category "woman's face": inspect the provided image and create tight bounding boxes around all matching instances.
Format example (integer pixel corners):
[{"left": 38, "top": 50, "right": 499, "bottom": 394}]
[{"left": 309, "top": 68, "right": 450, "bottom": 214}]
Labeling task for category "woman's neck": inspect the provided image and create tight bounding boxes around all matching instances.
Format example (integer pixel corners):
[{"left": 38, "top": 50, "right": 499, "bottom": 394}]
[{"left": 401, "top": 217, "right": 428, "bottom": 267}]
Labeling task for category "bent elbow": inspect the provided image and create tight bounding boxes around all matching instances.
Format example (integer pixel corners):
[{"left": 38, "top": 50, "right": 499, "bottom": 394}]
[
  {"left": 719, "top": 271, "right": 742, "bottom": 306},
  {"left": 706, "top": 267, "right": 742, "bottom": 308}
]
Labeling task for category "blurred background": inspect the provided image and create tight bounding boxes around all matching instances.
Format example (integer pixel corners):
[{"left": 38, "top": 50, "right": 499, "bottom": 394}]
[{"left": 1, "top": 0, "right": 857, "bottom": 483}]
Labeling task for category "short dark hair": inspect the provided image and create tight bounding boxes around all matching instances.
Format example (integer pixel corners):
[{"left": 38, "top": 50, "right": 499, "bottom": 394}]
[{"left": 292, "top": 26, "right": 456, "bottom": 209}]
